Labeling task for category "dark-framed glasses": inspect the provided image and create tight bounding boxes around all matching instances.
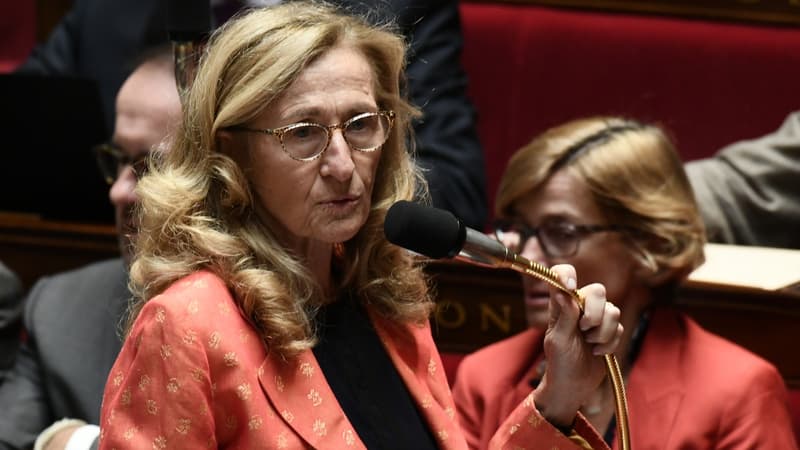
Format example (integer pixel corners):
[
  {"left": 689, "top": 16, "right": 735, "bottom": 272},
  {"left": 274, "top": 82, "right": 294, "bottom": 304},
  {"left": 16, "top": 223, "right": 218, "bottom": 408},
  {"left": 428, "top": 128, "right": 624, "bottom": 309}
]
[
  {"left": 92, "top": 143, "right": 148, "bottom": 185},
  {"left": 494, "top": 217, "right": 632, "bottom": 258},
  {"left": 228, "top": 110, "right": 395, "bottom": 161}
]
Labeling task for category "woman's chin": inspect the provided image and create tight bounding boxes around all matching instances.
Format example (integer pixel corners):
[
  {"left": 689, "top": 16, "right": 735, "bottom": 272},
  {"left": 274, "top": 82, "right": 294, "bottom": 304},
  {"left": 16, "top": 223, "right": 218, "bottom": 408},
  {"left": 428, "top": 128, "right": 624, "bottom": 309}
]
[
  {"left": 316, "top": 219, "right": 365, "bottom": 244},
  {"left": 525, "top": 297, "right": 550, "bottom": 329}
]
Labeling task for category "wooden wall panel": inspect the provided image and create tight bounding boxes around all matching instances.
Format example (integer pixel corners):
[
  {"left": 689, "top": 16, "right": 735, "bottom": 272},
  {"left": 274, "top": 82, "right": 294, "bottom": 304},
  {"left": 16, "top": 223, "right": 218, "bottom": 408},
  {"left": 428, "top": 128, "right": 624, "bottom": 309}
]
[{"left": 0, "top": 213, "right": 118, "bottom": 289}]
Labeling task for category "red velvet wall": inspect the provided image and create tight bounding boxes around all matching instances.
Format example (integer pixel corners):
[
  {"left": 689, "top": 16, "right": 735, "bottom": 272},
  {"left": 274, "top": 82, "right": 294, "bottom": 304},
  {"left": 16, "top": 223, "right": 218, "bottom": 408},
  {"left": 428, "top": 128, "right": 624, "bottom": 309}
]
[{"left": 458, "top": 2, "right": 800, "bottom": 219}]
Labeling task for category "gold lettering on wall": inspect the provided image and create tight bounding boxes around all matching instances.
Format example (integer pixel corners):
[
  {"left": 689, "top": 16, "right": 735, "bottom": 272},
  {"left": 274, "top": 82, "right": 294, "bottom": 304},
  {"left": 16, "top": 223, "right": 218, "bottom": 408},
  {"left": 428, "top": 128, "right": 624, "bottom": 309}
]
[
  {"left": 434, "top": 301, "right": 467, "bottom": 329},
  {"left": 479, "top": 303, "right": 512, "bottom": 333}
]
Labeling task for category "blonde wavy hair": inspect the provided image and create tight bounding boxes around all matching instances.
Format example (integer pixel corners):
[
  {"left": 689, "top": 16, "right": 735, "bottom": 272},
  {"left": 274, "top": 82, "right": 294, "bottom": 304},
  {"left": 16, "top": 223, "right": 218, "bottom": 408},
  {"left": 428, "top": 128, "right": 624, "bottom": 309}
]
[
  {"left": 129, "top": 1, "right": 432, "bottom": 357},
  {"left": 496, "top": 116, "right": 705, "bottom": 285}
]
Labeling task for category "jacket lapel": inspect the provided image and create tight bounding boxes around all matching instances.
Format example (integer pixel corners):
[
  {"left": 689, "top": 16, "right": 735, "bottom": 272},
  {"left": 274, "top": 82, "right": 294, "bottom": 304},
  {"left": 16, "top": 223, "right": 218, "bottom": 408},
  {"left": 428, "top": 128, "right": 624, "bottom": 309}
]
[
  {"left": 257, "top": 350, "right": 367, "bottom": 449},
  {"left": 624, "top": 310, "right": 686, "bottom": 450},
  {"left": 256, "top": 310, "right": 471, "bottom": 449},
  {"left": 369, "top": 311, "right": 467, "bottom": 450}
]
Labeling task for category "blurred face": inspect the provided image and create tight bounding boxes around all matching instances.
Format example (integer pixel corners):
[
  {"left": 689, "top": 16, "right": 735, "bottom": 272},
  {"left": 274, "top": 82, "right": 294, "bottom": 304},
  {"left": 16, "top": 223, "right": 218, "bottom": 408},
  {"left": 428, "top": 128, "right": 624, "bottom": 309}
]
[
  {"left": 109, "top": 60, "right": 180, "bottom": 264},
  {"left": 237, "top": 45, "right": 382, "bottom": 249},
  {"left": 507, "top": 170, "right": 649, "bottom": 329}
]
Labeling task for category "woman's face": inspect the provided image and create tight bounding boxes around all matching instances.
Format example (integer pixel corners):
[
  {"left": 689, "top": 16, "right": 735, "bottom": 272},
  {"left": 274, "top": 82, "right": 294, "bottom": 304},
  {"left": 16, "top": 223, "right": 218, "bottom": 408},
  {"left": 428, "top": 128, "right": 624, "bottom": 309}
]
[
  {"left": 508, "top": 170, "right": 649, "bottom": 329},
  {"left": 238, "top": 44, "right": 383, "bottom": 247}
]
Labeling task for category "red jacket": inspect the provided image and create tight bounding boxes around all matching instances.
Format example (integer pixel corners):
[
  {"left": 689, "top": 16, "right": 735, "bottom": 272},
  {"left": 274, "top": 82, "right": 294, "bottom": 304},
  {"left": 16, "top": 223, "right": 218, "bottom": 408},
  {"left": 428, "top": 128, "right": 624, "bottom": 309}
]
[{"left": 453, "top": 308, "right": 797, "bottom": 450}]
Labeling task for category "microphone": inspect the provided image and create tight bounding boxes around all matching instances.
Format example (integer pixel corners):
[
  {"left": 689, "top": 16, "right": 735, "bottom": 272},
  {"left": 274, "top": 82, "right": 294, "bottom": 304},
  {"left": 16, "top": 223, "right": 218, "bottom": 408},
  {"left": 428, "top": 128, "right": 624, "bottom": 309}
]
[
  {"left": 167, "top": 0, "right": 212, "bottom": 101},
  {"left": 384, "top": 200, "right": 528, "bottom": 270}
]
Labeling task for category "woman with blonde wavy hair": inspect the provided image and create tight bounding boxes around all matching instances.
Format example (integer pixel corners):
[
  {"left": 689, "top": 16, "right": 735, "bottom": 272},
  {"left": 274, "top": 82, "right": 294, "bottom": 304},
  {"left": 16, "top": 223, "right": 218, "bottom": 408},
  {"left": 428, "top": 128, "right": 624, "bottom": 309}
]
[
  {"left": 99, "top": 3, "right": 623, "bottom": 449},
  {"left": 453, "top": 116, "right": 796, "bottom": 449}
]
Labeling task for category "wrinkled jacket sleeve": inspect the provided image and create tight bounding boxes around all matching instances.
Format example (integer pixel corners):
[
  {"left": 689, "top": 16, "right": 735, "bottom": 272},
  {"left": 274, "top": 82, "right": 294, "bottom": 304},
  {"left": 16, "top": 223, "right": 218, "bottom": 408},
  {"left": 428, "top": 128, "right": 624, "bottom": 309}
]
[
  {"left": 487, "top": 392, "right": 603, "bottom": 450},
  {"left": 685, "top": 111, "right": 800, "bottom": 248}
]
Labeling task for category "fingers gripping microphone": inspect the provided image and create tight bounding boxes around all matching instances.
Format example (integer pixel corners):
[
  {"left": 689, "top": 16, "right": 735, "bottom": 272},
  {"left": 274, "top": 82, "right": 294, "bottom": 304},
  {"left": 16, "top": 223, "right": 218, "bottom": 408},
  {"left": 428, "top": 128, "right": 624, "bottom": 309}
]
[{"left": 383, "top": 200, "right": 632, "bottom": 450}]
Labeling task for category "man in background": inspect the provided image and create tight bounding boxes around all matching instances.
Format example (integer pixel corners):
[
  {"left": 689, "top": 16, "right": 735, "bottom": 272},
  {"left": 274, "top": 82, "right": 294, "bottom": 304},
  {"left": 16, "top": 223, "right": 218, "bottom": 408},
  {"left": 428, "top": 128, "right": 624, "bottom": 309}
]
[{"left": 0, "top": 48, "right": 181, "bottom": 450}]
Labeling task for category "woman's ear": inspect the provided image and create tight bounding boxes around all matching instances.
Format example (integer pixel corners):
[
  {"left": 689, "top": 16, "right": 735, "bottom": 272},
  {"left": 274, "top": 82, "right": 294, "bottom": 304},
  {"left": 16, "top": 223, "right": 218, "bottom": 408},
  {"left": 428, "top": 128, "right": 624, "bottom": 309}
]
[
  {"left": 630, "top": 236, "right": 677, "bottom": 287},
  {"left": 217, "top": 129, "right": 235, "bottom": 154},
  {"left": 217, "top": 130, "right": 250, "bottom": 169},
  {"left": 638, "top": 264, "right": 677, "bottom": 287}
]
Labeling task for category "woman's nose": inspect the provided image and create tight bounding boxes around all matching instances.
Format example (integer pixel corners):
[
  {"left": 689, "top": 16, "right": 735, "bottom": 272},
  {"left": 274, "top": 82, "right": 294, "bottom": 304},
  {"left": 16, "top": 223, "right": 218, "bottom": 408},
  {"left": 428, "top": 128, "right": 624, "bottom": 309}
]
[
  {"left": 520, "top": 234, "right": 548, "bottom": 263},
  {"left": 320, "top": 129, "right": 355, "bottom": 180}
]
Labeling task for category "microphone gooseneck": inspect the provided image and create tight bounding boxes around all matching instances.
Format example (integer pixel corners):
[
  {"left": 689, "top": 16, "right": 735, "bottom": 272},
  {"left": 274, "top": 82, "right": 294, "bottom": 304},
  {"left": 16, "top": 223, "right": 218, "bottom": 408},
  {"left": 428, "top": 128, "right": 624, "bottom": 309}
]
[{"left": 383, "top": 200, "right": 632, "bottom": 450}]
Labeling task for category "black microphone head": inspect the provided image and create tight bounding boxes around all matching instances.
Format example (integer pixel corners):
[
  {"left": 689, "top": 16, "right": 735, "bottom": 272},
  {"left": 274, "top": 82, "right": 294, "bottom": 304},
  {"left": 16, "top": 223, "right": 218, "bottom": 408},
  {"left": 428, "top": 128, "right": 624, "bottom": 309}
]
[
  {"left": 384, "top": 201, "right": 466, "bottom": 259},
  {"left": 167, "top": 0, "right": 212, "bottom": 42}
]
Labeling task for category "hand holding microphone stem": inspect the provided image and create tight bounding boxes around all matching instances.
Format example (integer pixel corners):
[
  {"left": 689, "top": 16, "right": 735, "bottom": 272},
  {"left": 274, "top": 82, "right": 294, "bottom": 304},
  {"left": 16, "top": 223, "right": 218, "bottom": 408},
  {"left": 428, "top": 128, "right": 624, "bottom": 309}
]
[{"left": 534, "top": 265, "right": 622, "bottom": 429}]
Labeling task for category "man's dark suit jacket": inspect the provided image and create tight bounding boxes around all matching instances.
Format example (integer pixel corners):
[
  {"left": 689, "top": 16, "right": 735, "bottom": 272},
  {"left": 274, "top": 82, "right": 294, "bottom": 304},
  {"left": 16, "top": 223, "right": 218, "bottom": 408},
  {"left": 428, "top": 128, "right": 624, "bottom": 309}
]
[
  {"left": 0, "top": 259, "right": 128, "bottom": 450},
  {"left": 19, "top": 0, "right": 488, "bottom": 230},
  {"left": 340, "top": 0, "right": 488, "bottom": 230},
  {"left": 0, "top": 262, "right": 22, "bottom": 383}
]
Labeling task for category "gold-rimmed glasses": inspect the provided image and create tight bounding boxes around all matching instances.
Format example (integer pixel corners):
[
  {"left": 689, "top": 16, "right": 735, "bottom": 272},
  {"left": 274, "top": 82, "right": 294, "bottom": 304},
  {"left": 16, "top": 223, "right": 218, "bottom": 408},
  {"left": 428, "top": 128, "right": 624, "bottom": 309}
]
[{"left": 227, "top": 110, "right": 395, "bottom": 161}]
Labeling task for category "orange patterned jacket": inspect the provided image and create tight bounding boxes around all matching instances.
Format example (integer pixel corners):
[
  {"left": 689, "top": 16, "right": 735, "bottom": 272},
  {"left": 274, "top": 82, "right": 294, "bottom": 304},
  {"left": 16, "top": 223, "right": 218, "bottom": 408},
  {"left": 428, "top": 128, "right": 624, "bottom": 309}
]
[{"left": 99, "top": 270, "right": 607, "bottom": 449}]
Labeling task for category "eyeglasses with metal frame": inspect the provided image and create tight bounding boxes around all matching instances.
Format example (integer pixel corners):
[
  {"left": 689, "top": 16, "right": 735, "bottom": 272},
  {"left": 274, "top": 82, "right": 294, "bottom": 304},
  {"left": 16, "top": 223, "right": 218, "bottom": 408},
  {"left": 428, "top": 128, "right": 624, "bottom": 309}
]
[{"left": 226, "top": 110, "right": 395, "bottom": 162}]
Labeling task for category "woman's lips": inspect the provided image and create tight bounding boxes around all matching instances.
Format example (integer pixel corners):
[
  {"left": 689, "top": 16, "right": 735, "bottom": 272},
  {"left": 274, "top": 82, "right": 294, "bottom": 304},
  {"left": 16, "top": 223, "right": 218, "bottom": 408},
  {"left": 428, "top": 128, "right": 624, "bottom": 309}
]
[
  {"left": 322, "top": 194, "right": 358, "bottom": 204},
  {"left": 523, "top": 279, "right": 550, "bottom": 309},
  {"left": 524, "top": 292, "right": 550, "bottom": 309},
  {"left": 321, "top": 195, "right": 360, "bottom": 214}
]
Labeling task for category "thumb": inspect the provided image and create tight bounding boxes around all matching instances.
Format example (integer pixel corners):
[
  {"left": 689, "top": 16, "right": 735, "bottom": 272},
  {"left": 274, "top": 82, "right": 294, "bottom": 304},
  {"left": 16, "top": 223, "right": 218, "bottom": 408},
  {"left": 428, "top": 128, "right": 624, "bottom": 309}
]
[{"left": 548, "top": 264, "right": 580, "bottom": 332}]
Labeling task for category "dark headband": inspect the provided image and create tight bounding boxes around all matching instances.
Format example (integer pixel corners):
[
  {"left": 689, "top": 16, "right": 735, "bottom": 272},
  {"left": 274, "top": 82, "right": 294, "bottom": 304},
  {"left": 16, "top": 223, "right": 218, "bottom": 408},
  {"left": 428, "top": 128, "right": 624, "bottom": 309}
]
[{"left": 549, "top": 121, "right": 646, "bottom": 174}]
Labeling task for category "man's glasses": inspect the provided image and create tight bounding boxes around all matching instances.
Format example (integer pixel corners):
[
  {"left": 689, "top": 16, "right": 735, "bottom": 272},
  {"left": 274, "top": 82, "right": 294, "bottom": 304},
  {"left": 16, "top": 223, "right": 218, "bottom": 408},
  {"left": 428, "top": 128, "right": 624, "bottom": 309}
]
[
  {"left": 494, "top": 218, "right": 632, "bottom": 258},
  {"left": 228, "top": 110, "right": 395, "bottom": 161},
  {"left": 92, "top": 143, "right": 148, "bottom": 185}
]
